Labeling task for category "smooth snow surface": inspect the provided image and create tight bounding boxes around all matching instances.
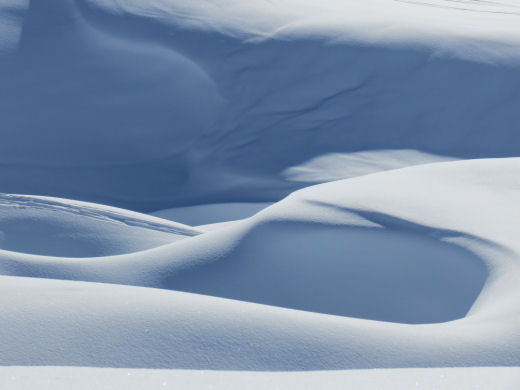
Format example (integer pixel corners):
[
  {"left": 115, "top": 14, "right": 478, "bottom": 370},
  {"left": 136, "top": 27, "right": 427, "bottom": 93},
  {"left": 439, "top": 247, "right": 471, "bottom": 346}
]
[
  {"left": 1, "top": 0, "right": 520, "bottom": 388},
  {"left": 0, "top": 159, "right": 520, "bottom": 372},
  {"left": 0, "top": 194, "right": 200, "bottom": 257},
  {"left": 150, "top": 202, "right": 273, "bottom": 226},
  {"left": 1, "top": 366, "right": 519, "bottom": 390},
  {"left": 283, "top": 149, "right": 455, "bottom": 183}
]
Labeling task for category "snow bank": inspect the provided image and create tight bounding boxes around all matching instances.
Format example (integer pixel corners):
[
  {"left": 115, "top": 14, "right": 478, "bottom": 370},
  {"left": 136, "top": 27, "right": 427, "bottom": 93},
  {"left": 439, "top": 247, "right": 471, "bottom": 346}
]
[
  {"left": 0, "top": 159, "right": 519, "bottom": 369},
  {"left": 86, "top": 0, "right": 520, "bottom": 58},
  {"left": 1, "top": 0, "right": 520, "bottom": 385},
  {"left": 1, "top": 0, "right": 520, "bottom": 209},
  {"left": 0, "top": 194, "right": 199, "bottom": 257}
]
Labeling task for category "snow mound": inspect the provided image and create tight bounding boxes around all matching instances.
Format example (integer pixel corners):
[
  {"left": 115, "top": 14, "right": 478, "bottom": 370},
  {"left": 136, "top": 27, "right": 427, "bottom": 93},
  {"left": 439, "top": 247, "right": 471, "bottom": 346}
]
[
  {"left": 0, "top": 159, "right": 519, "bottom": 370},
  {"left": 1, "top": 0, "right": 520, "bottom": 383},
  {"left": 0, "top": 194, "right": 200, "bottom": 257},
  {"left": 283, "top": 149, "right": 455, "bottom": 183},
  {"left": 167, "top": 223, "right": 487, "bottom": 324}
]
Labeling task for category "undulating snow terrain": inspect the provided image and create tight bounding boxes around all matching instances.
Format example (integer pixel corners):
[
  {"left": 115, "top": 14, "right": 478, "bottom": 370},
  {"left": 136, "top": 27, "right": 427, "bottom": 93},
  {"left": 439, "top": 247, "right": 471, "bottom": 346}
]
[{"left": 1, "top": 0, "right": 519, "bottom": 388}]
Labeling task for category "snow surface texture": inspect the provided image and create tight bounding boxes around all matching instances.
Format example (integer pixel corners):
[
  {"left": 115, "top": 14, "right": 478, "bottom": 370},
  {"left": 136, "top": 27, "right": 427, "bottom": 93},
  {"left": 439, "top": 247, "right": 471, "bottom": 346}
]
[
  {"left": 1, "top": 0, "right": 520, "bottom": 388},
  {"left": 2, "top": 0, "right": 520, "bottom": 210},
  {"left": 0, "top": 194, "right": 200, "bottom": 257},
  {"left": 1, "top": 160, "right": 520, "bottom": 371}
]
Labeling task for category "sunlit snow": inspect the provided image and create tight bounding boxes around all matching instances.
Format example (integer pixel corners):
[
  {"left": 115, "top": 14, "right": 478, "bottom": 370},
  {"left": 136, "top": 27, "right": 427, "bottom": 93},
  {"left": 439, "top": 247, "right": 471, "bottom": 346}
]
[{"left": 0, "top": 0, "right": 519, "bottom": 388}]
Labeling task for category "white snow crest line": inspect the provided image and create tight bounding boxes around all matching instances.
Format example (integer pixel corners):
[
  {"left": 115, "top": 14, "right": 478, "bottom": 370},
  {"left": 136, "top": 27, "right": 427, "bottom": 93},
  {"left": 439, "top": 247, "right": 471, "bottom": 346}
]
[{"left": 86, "top": 0, "right": 520, "bottom": 61}]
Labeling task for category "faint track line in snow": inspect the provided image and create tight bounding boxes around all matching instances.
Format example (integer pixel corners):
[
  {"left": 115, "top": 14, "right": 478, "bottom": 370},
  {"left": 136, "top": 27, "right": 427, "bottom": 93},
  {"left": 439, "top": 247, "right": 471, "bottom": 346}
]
[
  {"left": 392, "top": 0, "right": 520, "bottom": 16},
  {"left": 0, "top": 194, "right": 201, "bottom": 236}
]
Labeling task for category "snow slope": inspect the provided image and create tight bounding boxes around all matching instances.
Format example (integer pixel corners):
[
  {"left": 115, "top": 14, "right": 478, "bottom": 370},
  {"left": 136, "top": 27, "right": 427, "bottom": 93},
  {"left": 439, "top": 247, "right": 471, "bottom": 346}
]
[
  {"left": 0, "top": 158, "right": 519, "bottom": 372},
  {"left": 2, "top": 366, "right": 519, "bottom": 390},
  {"left": 1, "top": 0, "right": 520, "bottom": 388},
  {"left": 150, "top": 202, "right": 272, "bottom": 225},
  {"left": 0, "top": 194, "right": 200, "bottom": 257},
  {"left": 1, "top": 0, "right": 520, "bottom": 209}
]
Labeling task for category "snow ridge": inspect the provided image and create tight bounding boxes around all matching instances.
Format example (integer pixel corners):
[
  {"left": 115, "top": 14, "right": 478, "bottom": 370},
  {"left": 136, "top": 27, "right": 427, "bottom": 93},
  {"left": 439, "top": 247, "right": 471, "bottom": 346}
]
[{"left": 0, "top": 1, "right": 520, "bottom": 388}]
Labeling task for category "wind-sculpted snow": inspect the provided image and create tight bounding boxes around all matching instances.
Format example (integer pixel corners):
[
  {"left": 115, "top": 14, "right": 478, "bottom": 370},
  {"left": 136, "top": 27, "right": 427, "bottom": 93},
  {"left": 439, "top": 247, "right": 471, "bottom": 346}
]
[
  {"left": 86, "top": 0, "right": 520, "bottom": 53},
  {"left": 1, "top": 0, "right": 520, "bottom": 209},
  {"left": 0, "top": 159, "right": 519, "bottom": 373},
  {"left": 3, "top": 367, "right": 520, "bottom": 390},
  {"left": 2, "top": 366, "right": 520, "bottom": 390},
  {"left": 0, "top": 194, "right": 200, "bottom": 257},
  {"left": 282, "top": 149, "right": 455, "bottom": 183},
  {"left": 1, "top": 0, "right": 520, "bottom": 387},
  {"left": 0, "top": 0, "right": 27, "bottom": 53}
]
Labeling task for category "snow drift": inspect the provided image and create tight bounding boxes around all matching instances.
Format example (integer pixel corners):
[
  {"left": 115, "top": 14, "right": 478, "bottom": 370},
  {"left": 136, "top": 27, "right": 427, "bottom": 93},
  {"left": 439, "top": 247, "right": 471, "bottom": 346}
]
[
  {"left": 0, "top": 159, "right": 519, "bottom": 371},
  {"left": 1, "top": 0, "right": 520, "bottom": 209},
  {"left": 1, "top": 0, "right": 520, "bottom": 388},
  {"left": 0, "top": 194, "right": 199, "bottom": 257}
]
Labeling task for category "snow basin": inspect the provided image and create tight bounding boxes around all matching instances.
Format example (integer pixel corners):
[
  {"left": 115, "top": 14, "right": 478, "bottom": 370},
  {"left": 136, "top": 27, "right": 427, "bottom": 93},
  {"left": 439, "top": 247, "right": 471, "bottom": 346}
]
[{"left": 167, "top": 224, "right": 488, "bottom": 324}]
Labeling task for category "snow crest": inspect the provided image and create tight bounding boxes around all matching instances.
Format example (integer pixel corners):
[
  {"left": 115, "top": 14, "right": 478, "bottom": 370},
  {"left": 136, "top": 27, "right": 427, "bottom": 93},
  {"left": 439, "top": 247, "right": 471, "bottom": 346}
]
[{"left": 1, "top": 0, "right": 520, "bottom": 388}]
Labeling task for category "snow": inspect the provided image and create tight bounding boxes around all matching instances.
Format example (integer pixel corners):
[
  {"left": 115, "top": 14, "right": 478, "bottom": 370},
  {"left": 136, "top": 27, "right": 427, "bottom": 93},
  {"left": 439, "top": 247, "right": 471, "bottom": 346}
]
[
  {"left": 0, "top": 0, "right": 520, "bottom": 388},
  {"left": 0, "top": 194, "right": 200, "bottom": 257},
  {"left": 87, "top": 0, "right": 520, "bottom": 55},
  {"left": 283, "top": 149, "right": 455, "bottom": 183},
  {"left": 0, "top": 159, "right": 519, "bottom": 372},
  {"left": 0, "top": 0, "right": 27, "bottom": 53},
  {"left": 150, "top": 202, "right": 272, "bottom": 225},
  {"left": 1, "top": 366, "right": 519, "bottom": 390},
  {"left": 2, "top": 0, "right": 520, "bottom": 209}
]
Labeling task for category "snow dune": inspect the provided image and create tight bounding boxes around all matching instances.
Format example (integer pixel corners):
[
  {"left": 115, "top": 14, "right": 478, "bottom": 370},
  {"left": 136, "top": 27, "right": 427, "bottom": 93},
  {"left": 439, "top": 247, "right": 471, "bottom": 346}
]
[
  {"left": 0, "top": 159, "right": 519, "bottom": 372},
  {"left": 283, "top": 149, "right": 455, "bottom": 183},
  {"left": 2, "top": 366, "right": 519, "bottom": 390},
  {"left": 0, "top": 194, "right": 200, "bottom": 257},
  {"left": 1, "top": 0, "right": 520, "bottom": 388}
]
